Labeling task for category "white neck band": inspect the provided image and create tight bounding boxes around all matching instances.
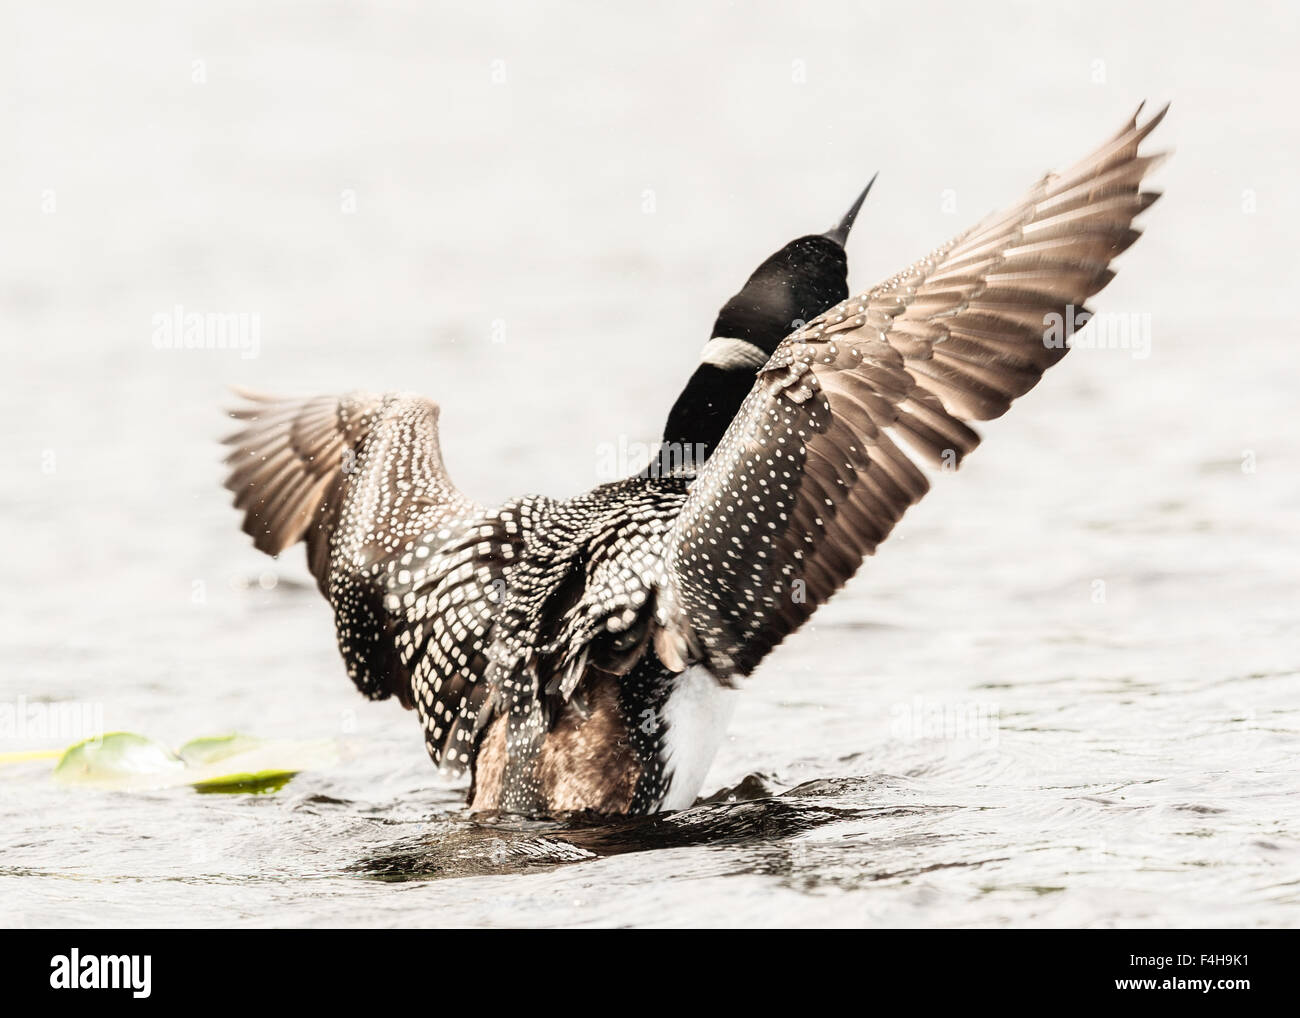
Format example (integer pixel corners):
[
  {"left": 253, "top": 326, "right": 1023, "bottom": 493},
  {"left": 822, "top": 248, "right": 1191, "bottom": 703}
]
[{"left": 699, "top": 336, "right": 769, "bottom": 371}]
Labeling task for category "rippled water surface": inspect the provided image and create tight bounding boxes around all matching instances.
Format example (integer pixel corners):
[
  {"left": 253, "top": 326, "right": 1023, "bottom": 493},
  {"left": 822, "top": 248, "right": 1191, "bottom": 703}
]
[{"left": 2, "top": 1, "right": 1298, "bottom": 927}]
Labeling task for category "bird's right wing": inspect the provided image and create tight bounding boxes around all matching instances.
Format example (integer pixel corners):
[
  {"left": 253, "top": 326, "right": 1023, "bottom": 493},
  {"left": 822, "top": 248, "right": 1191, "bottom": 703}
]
[
  {"left": 223, "top": 391, "right": 523, "bottom": 770},
  {"left": 655, "top": 105, "right": 1169, "bottom": 679}
]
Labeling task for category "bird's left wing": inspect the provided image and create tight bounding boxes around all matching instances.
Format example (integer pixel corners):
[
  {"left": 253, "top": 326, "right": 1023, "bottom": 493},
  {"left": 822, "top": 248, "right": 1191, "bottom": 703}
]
[
  {"left": 655, "top": 105, "right": 1169, "bottom": 678},
  {"left": 223, "top": 390, "right": 523, "bottom": 770}
]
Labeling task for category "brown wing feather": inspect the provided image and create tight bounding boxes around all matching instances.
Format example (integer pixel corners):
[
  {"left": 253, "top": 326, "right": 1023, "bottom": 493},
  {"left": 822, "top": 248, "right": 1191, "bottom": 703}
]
[
  {"left": 221, "top": 391, "right": 512, "bottom": 752},
  {"left": 659, "top": 105, "right": 1169, "bottom": 677},
  {"left": 222, "top": 389, "right": 389, "bottom": 587}
]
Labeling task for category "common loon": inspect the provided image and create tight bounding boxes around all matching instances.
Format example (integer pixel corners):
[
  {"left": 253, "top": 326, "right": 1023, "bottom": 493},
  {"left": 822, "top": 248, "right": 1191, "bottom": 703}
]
[{"left": 224, "top": 106, "right": 1167, "bottom": 816}]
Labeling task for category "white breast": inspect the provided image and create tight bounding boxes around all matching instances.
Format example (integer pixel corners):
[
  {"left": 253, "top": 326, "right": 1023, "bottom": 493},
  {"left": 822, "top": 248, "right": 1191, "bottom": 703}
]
[{"left": 657, "top": 666, "right": 739, "bottom": 811}]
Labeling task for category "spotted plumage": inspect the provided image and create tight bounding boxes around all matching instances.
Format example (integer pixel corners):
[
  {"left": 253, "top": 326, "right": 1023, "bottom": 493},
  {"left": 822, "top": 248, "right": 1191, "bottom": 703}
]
[{"left": 223, "top": 106, "right": 1167, "bottom": 815}]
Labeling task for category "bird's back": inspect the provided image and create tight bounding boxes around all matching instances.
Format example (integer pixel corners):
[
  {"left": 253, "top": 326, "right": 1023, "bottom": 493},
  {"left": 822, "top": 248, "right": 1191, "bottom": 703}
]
[{"left": 455, "top": 474, "right": 697, "bottom": 813}]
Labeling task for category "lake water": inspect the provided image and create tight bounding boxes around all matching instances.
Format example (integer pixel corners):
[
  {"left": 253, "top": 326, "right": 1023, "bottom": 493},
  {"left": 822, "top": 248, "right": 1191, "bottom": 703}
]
[{"left": 1, "top": 0, "right": 1297, "bottom": 927}]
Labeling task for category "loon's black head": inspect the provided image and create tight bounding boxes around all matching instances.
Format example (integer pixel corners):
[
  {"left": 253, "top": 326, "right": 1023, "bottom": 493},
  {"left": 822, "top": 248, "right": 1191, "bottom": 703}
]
[
  {"left": 709, "top": 233, "right": 851, "bottom": 353},
  {"left": 659, "top": 175, "right": 877, "bottom": 471}
]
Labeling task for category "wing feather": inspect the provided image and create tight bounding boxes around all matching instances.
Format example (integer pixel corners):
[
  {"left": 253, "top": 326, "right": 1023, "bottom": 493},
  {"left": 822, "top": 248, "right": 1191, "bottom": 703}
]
[
  {"left": 658, "top": 105, "right": 1168, "bottom": 677},
  {"left": 222, "top": 391, "right": 518, "bottom": 768}
]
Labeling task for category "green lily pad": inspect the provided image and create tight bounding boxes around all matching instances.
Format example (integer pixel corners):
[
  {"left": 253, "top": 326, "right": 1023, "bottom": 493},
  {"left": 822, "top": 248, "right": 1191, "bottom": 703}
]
[
  {"left": 180, "top": 734, "right": 300, "bottom": 793},
  {"left": 48, "top": 731, "right": 338, "bottom": 794},
  {"left": 53, "top": 732, "right": 186, "bottom": 788},
  {"left": 191, "top": 770, "right": 297, "bottom": 795},
  {"left": 178, "top": 733, "right": 262, "bottom": 766}
]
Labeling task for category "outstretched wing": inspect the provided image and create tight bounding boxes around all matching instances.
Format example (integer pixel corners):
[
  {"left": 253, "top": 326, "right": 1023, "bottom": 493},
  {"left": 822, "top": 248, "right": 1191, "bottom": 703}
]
[
  {"left": 657, "top": 105, "right": 1169, "bottom": 678},
  {"left": 223, "top": 389, "right": 389, "bottom": 581},
  {"left": 223, "top": 391, "right": 521, "bottom": 768}
]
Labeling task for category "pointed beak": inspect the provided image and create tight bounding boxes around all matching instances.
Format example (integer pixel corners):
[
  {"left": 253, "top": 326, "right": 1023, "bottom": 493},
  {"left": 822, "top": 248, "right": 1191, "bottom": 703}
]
[{"left": 824, "top": 172, "right": 878, "bottom": 246}]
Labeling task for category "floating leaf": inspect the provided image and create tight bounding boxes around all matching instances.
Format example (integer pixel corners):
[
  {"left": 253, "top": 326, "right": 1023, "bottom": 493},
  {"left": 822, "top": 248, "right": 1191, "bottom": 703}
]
[
  {"left": 191, "top": 770, "right": 297, "bottom": 795},
  {"left": 49, "top": 731, "right": 339, "bottom": 794},
  {"left": 183, "top": 738, "right": 336, "bottom": 792},
  {"left": 53, "top": 732, "right": 186, "bottom": 789},
  {"left": 178, "top": 733, "right": 261, "bottom": 766}
]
